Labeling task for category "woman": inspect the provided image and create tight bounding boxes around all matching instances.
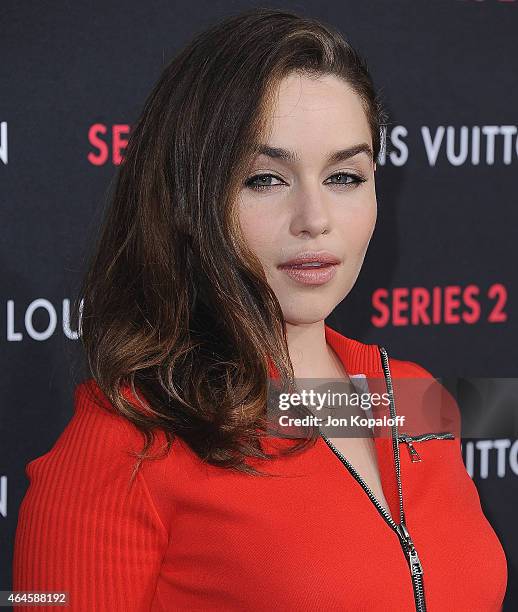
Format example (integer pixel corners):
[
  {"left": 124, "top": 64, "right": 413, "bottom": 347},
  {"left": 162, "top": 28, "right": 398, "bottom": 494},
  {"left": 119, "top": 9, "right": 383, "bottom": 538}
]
[{"left": 12, "top": 7, "right": 507, "bottom": 611}]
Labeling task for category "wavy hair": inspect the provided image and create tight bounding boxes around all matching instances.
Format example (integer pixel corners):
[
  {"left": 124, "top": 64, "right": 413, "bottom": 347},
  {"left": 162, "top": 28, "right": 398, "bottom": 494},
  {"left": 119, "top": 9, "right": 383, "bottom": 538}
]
[{"left": 72, "top": 6, "right": 388, "bottom": 480}]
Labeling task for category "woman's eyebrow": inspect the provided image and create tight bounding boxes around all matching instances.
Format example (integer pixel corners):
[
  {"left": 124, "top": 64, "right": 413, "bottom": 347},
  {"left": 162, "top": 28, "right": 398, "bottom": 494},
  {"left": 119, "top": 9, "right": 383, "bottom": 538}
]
[{"left": 254, "top": 142, "right": 373, "bottom": 163}]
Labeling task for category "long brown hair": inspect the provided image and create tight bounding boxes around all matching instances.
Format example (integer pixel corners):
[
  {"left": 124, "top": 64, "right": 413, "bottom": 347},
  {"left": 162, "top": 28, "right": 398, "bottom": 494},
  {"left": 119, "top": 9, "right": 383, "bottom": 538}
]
[{"left": 72, "top": 7, "right": 388, "bottom": 480}]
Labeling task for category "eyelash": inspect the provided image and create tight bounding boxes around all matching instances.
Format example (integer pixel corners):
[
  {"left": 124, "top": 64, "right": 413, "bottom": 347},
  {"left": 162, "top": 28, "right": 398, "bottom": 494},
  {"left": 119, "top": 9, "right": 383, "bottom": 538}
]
[{"left": 244, "top": 172, "right": 367, "bottom": 192}]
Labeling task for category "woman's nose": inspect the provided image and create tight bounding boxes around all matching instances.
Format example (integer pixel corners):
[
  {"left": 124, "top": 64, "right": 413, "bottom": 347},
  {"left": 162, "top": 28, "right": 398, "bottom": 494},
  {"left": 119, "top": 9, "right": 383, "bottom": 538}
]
[{"left": 288, "top": 186, "right": 331, "bottom": 237}]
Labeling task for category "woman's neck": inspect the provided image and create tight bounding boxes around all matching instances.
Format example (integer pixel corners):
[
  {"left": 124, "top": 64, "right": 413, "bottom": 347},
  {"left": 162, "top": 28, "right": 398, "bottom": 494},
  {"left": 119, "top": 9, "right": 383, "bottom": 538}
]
[{"left": 284, "top": 321, "right": 351, "bottom": 382}]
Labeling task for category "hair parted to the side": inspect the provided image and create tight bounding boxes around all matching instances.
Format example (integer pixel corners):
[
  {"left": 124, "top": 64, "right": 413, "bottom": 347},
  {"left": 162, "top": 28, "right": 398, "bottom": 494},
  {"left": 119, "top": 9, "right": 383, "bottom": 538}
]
[{"left": 71, "top": 7, "right": 389, "bottom": 481}]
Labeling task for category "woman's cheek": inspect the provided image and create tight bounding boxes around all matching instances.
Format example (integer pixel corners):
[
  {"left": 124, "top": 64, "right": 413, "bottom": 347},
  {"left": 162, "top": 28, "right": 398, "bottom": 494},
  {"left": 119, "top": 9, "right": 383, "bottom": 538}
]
[{"left": 238, "top": 209, "right": 279, "bottom": 271}]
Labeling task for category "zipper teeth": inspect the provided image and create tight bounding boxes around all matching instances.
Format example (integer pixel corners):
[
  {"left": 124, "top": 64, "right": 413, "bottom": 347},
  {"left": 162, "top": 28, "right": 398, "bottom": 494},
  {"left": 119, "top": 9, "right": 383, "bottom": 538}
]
[
  {"left": 319, "top": 439, "right": 424, "bottom": 611},
  {"left": 413, "top": 575, "right": 426, "bottom": 610},
  {"left": 319, "top": 348, "right": 404, "bottom": 526},
  {"left": 378, "top": 346, "right": 405, "bottom": 526},
  {"left": 399, "top": 432, "right": 455, "bottom": 443},
  {"left": 320, "top": 345, "right": 427, "bottom": 612},
  {"left": 379, "top": 346, "right": 427, "bottom": 612}
]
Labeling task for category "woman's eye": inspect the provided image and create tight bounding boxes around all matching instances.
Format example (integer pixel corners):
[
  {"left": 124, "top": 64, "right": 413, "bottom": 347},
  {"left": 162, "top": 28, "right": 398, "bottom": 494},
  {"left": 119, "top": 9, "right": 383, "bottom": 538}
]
[
  {"left": 325, "top": 172, "right": 367, "bottom": 188},
  {"left": 244, "top": 172, "right": 367, "bottom": 192},
  {"left": 245, "top": 174, "right": 284, "bottom": 191}
]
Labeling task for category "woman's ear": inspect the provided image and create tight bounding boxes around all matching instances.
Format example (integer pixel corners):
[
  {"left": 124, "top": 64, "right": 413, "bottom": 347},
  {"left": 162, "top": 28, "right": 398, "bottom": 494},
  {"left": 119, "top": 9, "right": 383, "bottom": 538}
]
[{"left": 373, "top": 162, "right": 377, "bottom": 172}]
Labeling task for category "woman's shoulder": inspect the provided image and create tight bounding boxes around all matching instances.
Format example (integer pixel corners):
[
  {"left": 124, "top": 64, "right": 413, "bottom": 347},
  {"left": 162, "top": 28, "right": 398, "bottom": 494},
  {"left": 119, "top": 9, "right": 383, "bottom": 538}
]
[
  {"left": 24, "top": 379, "right": 156, "bottom": 480},
  {"left": 25, "top": 377, "right": 188, "bottom": 491},
  {"left": 387, "top": 356, "right": 435, "bottom": 378},
  {"left": 20, "top": 378, "right": 185, "bottom": 540},
  {"left": 71, "top": 377, "right": 164, "bottom": 457},
  {"left": 13, "top": 379, "right": 171, "bottom": 607},
  {"left": 72, "top": 377, "right": 207, "bottom": 477},
  {"left": 71, "top": 377, "right": 191, "bottom": 467},
  {"left": 382, "top": 356, "right": 462, "bottom": 440}
]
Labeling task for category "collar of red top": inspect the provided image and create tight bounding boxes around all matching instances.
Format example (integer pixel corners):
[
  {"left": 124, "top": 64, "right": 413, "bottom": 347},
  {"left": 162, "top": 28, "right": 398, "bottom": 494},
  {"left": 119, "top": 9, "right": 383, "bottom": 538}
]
[{"left": 267, "top": 323, "right": 383, "bottom": 379}]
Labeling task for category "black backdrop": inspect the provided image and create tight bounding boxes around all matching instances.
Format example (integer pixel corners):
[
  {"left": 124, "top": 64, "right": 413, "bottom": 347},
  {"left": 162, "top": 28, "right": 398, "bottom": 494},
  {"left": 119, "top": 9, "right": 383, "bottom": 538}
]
[{"left": 1, "top": 1, "right": 517, "bottom": 609}]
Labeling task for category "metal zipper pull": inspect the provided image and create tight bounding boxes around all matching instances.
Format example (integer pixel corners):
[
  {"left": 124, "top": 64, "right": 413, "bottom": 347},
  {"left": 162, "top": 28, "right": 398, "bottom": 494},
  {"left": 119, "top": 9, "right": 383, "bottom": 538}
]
[
  {"left": 397, "top": 522, "right": 426, "bottom": 610},
  {"left": 398, "top": 431, "right": 455, "bottom": 463},
  {"left": 399, "top": 435, "right": 422, "bottom": 463},
  {"left": 397, "top": 522, "right": 424, "bottom": 575}
]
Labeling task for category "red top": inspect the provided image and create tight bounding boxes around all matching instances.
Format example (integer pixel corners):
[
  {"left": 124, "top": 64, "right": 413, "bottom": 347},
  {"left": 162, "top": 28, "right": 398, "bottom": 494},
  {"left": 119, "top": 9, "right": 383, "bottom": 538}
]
[{"left": 13, "top": 324, "right": 507, "bottom": 611}]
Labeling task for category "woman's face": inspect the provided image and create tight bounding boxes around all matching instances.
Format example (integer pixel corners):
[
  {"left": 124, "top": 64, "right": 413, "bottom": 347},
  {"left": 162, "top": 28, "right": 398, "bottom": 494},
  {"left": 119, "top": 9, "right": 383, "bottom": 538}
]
[{"left": 237, "top": 72, "right": 377, "bottom": 325}]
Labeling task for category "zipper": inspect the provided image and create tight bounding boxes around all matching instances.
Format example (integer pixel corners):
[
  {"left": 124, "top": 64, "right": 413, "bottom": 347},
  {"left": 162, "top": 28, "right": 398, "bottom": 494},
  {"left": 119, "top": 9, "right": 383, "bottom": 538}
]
[
  {"left": 320, "top": 345, "right": 427, "bottom": 612},
  {"left": 398, "top": 432, "right": 455, "bottom": 463}
]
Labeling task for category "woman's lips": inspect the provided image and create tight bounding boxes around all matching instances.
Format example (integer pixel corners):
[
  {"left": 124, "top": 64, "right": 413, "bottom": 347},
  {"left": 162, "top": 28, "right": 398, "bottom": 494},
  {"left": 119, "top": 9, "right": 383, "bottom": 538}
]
[{"left": 278, "top": 263, "right": 338, "bottom": 285}]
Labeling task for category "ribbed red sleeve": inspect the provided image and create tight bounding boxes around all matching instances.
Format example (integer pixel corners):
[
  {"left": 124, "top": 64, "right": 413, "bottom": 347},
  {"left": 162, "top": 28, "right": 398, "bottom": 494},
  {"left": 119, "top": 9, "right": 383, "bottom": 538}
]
[{"left": 12, "top": 383, "right": 169, "bottom": 611}]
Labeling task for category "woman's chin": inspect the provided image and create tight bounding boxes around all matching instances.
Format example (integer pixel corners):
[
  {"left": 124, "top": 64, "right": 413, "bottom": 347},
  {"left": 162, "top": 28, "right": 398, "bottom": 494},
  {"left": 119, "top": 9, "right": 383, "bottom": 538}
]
[{"left": 279, "top": 302, "right": 337, "bottom": 326}]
